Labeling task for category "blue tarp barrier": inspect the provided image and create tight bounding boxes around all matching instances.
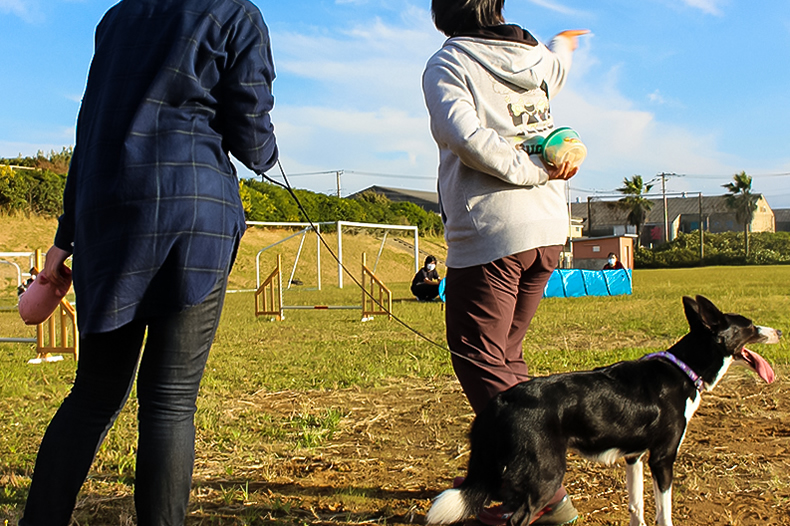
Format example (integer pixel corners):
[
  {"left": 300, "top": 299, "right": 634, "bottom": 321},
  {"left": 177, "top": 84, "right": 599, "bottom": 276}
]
[{"left": 544, "top": 269, "right": 632, "bottom": 298}]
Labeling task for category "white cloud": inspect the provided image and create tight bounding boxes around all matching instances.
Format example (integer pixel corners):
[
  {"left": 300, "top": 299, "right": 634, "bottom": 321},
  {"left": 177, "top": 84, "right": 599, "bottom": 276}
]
[
  {"left": 0, "top": 0, "right": 24, "bottom": 13},
  {"left": 266, "top": 4, "right": 749, "bottom": 198},
  {"left": 0, "top": 0, "right": 29, "bottom": 18},
  {"left": 524, "top": 0, "right": 588, "bottom": 17},
  {"left": 648, "top": 90, "right": 666, "bottom": 105},
  {"left": 559, "top": 89, "right": 731, "bottom": 174},
  {"left": 265, "top": 104, "right": 438, "bottom": 191},
  {"left": 549, "top": 51, "right": 740, "bottom": 198},
  {"left": 0, "top": 0, "right": 42, "bottom": 22},
  {"left": 679, "top": 0, "right": 724, "bottom": 16},
  {"left": 273, "top": 8, "right": 441, "bottom": 112},
  {"left": 266, "top": 5, "right": 445, "bottom": 193}
]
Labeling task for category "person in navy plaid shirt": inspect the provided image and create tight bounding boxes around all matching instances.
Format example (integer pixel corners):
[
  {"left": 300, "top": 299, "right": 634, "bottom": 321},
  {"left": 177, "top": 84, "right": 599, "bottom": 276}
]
[{"left": 21, "top": 1, "right": 277, "bottom": 524}]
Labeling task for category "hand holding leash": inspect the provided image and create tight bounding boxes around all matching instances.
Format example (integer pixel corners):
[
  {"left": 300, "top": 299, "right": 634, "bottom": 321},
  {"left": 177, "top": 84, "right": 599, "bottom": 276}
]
[
  {"left": 42, "top": 245, "right": 72, "bottom": 290},
  {"left": 18, "top": 245, "right": 72, "bottom": 325}
]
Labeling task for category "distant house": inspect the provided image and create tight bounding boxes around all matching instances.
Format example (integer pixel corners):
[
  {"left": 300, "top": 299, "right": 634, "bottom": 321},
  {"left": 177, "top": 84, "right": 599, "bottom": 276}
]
[
  {"left": 775, "top": 209, "right": 790, "bottom": 232},
  {"left": 349, "top": 186, "right": 440, "bottom": 214},
  {"left": 571, "top": 234, "right": 637, "bottom": 270},
  {"left": 571, "top": 194, "right": 776, "bottom": 246}
]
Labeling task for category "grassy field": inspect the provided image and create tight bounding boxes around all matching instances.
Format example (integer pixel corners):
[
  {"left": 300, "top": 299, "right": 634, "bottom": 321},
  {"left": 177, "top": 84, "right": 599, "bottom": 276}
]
[{"left": 1, "top": 215, "right": 789, "bottom": 524}]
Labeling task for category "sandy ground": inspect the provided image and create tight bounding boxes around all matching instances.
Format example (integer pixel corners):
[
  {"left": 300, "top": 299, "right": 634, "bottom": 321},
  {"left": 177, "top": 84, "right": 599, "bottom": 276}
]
[{"left": 178, "top": 369, "right": 790, "bottom": 526}]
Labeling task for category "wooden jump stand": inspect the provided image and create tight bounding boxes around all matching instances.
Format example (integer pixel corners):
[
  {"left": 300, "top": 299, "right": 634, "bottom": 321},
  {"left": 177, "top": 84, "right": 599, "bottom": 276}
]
[
  {"left": 360, "top": 252, "right": 391, "bottom": 321},
  {"left": 255, "top": 254, "right": 284, "bottom": 321},
  {"left": 255, "top": 253, "right": 392, "bottom": 321},
  {"left": 29, "top": 249, "right": 79, "bottom": 363}
]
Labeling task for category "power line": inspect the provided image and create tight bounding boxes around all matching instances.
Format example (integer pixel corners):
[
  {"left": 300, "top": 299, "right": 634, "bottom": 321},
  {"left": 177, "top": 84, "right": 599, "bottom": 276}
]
[
  {"left": 264, "top": 169, "right": 436, "bottom": 181},
  {"left": 345, "top": 170, "right": 436, "bottom": 181},
  {"left": 264, "top": 170, "right": 339, "bottom": 178},
  {"left": 258, "top": 160, "right": 488, "bottom": 369},
  {"left": 679, "top": 172, "right": 790, "bottom": 180}
]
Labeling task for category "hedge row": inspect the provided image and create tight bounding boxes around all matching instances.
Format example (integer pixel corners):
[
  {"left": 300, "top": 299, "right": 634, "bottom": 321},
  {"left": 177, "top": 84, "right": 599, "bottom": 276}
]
[
  {"left": 241, "top": 179, "right": 443, "bottom": 235},
  {"left": 0, "top": 165, "right": 67, "bottom": 217},
  {"left": 1, "top": 154, "right": 444, "bottom": 235},
  {"left": 635, "top": 231, "right": 790, "bottom": 268}
]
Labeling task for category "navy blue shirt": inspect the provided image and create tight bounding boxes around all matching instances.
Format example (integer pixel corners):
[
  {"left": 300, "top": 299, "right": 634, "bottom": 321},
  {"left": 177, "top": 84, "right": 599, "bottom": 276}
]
[{"left": 56, "top": 0, "right": 278, "bottom": 333}]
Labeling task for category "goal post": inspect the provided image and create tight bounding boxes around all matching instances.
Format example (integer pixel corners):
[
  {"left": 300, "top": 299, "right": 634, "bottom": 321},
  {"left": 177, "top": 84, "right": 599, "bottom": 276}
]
[
  {"left": 247, "top": 220, "right": 420, "bottom": 290},
  {"left": 336, "top": 221, "right": 419, "bottom": 288}
]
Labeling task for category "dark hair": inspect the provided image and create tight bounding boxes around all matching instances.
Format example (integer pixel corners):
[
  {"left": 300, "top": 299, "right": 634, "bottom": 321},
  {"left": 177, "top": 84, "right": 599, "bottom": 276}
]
[
  {"left": 424, "top": 255, "right": 437, "bottom": 266},
  {"left": 431, "top": 0, "right": 505, "bottom": 37},
  {"left": 607, "top": 252, "right": 617, "bottom": 259}
]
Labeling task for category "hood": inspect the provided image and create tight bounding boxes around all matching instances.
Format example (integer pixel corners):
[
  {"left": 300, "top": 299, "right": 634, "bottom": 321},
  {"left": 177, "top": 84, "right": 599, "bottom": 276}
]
[{"left": 444, "top": 32, "right": 546, "bottom": 91}]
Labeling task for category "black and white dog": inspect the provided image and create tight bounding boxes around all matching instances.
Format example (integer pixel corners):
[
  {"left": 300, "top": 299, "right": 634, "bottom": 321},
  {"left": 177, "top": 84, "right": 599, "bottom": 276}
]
[{"left": 427, "top": 296, "right": 780, "bottom": 526}]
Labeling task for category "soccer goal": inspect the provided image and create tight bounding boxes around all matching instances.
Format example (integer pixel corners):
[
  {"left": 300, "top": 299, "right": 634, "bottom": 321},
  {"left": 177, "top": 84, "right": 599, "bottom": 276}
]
[{"left": 247, "top": 220, "right": 420, "bottom": 290}]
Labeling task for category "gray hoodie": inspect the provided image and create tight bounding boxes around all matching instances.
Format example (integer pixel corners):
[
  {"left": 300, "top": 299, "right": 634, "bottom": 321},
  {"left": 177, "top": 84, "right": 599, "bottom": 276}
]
[{"left": 423, "top": 32, "right": 574, "bottom": 268}]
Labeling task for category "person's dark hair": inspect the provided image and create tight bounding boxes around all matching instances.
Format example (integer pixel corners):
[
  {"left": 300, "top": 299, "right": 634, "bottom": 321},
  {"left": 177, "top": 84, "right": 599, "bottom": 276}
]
[
  {"left": 424, "top": 255, "right": 437, "bottom": 266},
  {"left": 431, "top": 0, "right": 505, "bottom": 37},
  {"left": 607, "top": 252, "right": 617, "bottom": 259}
]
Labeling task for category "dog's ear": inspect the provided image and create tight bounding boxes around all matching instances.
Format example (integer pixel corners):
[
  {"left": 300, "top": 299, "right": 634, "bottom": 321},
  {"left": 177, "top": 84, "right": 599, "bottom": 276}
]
[
  {"left": 683, "top": 296, "right": 703, "bottom": 329},
  {"left": 694, "top": 295, "right": 726, "bottom": 331}
]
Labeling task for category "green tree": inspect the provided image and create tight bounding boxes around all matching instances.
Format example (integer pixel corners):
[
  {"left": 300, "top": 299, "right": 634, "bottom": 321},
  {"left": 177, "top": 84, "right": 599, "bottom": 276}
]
[
  {"left": 0, "top": 165, "right": 33, "bottom": 214},
  {"left": 239, "top": 178, "right": 444, "bottom": 235},
  {"left": 722, "top": 171, "right": 759, "bottom": 256},
  {"left": 615, "top": 175, "right": 654, "bottom": 244}
]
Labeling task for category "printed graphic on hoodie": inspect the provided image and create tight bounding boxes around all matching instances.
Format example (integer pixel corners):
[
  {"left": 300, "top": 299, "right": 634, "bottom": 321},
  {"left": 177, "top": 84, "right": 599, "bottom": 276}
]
[{"left": 506, "top": 82, "right": 553, "bottom": 135}]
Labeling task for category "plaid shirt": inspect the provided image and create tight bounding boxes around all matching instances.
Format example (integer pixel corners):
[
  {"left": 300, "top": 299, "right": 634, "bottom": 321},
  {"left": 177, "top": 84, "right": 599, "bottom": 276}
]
[{"left": 55, "top": 0, "right": 278, "bottom": 334}]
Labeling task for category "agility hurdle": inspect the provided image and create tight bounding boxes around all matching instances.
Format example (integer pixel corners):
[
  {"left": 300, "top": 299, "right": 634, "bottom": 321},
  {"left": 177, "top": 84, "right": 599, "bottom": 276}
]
[
  {"left": 0, "top": 251, "right": 35, "bottom": 312},
  {"left": 32, "top": 298, "right": 78, "bottom": 363},
  {"left": 30, "top": 249, "right": 79, "bottom": 362},
  {"left": 361, "top": 252, "right": 391, "bottom": 321},
  {"left": 0, "top": 249, "right": 79, "bottom": 363},
  {"left": 255, "top": 254, "right": 284, "bottom": 320},
  {"left": 255, "top": 253, "right": 391, "bottom": 321}
]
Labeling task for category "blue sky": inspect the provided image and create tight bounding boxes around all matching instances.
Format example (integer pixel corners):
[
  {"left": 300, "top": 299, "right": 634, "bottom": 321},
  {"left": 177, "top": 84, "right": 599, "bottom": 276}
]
[{"left": 2, "top": 0, "right": 789, "bottom": 208}]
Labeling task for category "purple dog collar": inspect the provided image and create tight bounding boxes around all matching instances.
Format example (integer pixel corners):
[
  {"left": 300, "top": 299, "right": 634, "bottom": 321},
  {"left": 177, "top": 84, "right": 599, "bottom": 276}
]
[{"left": 642, "top": 351, "right": 706, "bottom": 392}]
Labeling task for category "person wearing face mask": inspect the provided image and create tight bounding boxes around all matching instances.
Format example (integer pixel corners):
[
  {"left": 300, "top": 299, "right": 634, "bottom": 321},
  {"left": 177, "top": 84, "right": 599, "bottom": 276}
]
[
  {"left": 603, "top": 252, "right": 625, "bottom": 270},
  {"left": 411, "top": 255, "right": 442, "bottom": 301}
]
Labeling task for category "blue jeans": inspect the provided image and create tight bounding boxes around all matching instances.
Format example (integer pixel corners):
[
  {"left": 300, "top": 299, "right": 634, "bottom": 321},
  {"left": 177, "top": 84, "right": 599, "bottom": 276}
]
[{"left": 21, "top": 272, "right": 228, "bottom": 526}]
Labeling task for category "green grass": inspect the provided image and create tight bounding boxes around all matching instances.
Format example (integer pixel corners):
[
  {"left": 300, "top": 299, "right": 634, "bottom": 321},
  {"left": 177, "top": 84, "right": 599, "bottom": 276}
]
[
  {"left": 1, "top": 214, "right": 789, "bottom": 523},
  {"left": 3, "top": 266, "right": 788, "bottom": 462}
]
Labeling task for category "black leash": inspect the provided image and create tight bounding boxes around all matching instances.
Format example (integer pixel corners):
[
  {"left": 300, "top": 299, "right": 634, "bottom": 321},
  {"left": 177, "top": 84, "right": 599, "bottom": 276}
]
[{"left": 258, "top": 160, "right": 463, "bottom": 360}]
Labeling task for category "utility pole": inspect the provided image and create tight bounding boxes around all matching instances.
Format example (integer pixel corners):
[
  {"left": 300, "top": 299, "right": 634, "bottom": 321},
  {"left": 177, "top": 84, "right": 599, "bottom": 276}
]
[
  {"left": 335, "top": 170, "right": 344, "bottom": 198},
  {"left": 699, "top": 192, "right": 705, "bottom": 266},
  {"left": 658, "top": 172, "right": 677, "bottom": 243}
]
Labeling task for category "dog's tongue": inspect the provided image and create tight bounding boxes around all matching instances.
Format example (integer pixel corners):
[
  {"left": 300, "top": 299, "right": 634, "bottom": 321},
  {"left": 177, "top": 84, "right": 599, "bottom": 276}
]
[{"left": 741, "top": 348, "right": 775, "bottom": 384}]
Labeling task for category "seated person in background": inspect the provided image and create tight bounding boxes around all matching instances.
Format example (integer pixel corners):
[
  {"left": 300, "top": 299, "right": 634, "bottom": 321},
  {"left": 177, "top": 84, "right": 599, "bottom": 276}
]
[
  {"left": 17, "top": 269, "right": 36, "bottom": 297},
  {"left": 411, "top": 255, "right": 441, "bottom": 301},
  {"left": 603, "top": 252, "right": 625, "bottom": 270}
]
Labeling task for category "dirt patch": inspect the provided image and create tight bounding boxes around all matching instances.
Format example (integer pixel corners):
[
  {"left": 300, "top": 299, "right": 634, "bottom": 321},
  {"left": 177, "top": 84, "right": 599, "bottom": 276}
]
[{"left": 183, "top": 368, "right": 790, "bottom": 525}]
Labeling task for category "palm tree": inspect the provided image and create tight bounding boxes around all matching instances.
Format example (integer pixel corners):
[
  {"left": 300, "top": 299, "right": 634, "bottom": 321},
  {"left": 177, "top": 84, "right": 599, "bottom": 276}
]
[
  {"left": 722, "top": 171, "right": 759, "bottom": 256},
  {"left": 616, "top": 175, "right": 654, "bottom": 244}
]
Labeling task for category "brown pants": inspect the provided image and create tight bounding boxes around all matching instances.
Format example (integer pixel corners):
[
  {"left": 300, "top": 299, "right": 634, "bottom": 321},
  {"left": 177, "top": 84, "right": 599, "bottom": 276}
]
[{"left": 445, "top": 246, "right": 561, "bottom": 415}]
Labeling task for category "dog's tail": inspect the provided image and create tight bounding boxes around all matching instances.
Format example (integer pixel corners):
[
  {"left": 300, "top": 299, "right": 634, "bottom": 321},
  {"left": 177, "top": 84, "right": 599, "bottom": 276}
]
[{"left": 425, "top": 484, "right": 487, "bottom": 524}]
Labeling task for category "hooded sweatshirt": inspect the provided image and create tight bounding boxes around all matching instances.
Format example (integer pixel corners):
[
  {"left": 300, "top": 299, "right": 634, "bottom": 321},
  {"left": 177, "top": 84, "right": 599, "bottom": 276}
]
[{"left": 422, "top": 26, "right": 574, "bottom": 268}]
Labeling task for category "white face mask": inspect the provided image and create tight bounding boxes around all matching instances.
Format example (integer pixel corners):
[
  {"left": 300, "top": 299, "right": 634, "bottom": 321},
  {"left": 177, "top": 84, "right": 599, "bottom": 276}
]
[
  {"left": 427, "top": 263, "right": 436, "bottom": 271},
  {"left": 608, "top": 258, "right": 617, "bottom": 265}
]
